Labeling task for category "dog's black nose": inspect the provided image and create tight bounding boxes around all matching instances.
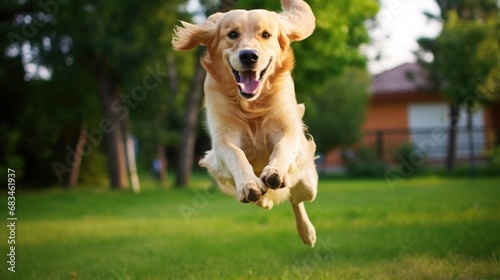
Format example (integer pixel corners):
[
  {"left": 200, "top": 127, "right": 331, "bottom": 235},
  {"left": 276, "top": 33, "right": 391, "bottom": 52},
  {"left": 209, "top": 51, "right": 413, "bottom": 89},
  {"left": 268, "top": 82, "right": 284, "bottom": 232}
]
[{"left": 239, "top": 49, "right": 259, "bottom": 67}]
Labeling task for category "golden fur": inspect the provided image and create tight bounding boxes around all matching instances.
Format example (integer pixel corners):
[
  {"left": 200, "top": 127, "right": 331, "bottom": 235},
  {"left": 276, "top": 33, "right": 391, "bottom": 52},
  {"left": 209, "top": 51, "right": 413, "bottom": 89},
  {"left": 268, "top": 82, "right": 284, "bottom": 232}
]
[{"left": 172, "top": 0, "right": 318, "bottom": 246}]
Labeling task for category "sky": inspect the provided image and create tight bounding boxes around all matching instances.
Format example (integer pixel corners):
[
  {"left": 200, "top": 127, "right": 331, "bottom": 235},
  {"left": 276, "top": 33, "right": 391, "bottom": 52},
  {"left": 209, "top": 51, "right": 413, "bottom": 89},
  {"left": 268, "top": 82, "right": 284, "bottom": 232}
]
[{"left": 364, "top": 0, "right": 442, "bottom": 74}]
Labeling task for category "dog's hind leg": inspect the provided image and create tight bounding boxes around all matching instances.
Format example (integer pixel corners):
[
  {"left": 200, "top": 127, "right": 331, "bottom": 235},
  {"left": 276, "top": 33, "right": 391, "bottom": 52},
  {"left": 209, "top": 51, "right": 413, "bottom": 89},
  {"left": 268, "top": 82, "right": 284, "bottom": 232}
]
[
  {"left": 291, "top": 202, "right": 316, "bottom": 247},
  {"left": 290, "top": 165, "right": 318, "bottom": 246}
]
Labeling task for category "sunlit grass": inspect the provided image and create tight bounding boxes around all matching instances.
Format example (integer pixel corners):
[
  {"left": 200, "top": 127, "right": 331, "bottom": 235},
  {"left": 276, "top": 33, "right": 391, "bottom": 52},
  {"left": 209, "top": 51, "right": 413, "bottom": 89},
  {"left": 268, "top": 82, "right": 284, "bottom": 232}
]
[{"left": 0, "top": 175, "right": 499, "bottom": 279}]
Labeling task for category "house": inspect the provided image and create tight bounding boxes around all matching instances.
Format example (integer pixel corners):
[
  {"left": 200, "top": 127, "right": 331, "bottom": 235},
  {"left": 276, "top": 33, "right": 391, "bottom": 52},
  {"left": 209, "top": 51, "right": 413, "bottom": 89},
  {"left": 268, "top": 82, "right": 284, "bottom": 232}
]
[{"left": 321, "top": 63, "right": 499, "bottom": 170}]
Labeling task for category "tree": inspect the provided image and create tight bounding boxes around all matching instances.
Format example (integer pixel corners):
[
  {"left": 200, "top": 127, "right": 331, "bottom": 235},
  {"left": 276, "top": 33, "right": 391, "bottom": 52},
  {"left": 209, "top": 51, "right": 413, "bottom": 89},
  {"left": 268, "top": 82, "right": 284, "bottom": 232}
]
[
  {"left": 1, "top": 0, "right": 187, "bottom": 187},
  {"left": 417, "top": 1, "right": 500, "bottom": 170},
  {"left": 306, "top": 68, "right": 370, "bottom": 153},
  {"left": 175, "top": 48, "right": 206, "bottom": 187},
  {"left": 1, "top": 1, "right": 105, "bottom": 185},
  {"left": 424, "top": 0, "right": 499, "bottom": 21},
  {"left": 438, "top": 12, "right": 500, "bottom": 171}
]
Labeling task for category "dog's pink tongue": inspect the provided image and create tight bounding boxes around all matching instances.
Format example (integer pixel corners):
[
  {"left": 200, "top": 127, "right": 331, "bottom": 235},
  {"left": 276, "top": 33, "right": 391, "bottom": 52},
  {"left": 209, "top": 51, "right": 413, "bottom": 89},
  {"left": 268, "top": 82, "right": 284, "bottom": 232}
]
[{"left": 237, "top": 71, "right": 259, "bottom": 94}]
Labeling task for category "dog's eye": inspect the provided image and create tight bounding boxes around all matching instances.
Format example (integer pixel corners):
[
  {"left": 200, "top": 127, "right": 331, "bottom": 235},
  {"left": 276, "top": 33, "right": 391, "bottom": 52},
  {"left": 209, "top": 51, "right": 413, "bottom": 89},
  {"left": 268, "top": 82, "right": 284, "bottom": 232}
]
[
  {"left": 228, "top": 31, "right": 239, "bottom": 39},
  {"left": 262, "top": 31, "right": 271, "bottom": 39}
]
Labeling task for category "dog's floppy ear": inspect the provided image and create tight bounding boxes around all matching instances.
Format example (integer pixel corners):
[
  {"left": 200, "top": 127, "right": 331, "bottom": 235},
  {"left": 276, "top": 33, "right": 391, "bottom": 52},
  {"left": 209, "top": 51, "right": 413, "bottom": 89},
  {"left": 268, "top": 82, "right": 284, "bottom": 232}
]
[
  {"left": 172, "top": 12, "right": 224, "bottom": 50},
  {"left": 279, "top": 0, "right": 315, "bottom": 42}
]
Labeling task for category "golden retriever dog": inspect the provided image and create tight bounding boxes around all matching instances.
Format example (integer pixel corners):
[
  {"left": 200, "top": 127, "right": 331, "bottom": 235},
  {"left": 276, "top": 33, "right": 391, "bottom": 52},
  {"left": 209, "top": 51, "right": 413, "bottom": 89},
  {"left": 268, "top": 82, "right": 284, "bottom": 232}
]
[{"left": 172, "top": 0, "right": 318, "bottom": 246}]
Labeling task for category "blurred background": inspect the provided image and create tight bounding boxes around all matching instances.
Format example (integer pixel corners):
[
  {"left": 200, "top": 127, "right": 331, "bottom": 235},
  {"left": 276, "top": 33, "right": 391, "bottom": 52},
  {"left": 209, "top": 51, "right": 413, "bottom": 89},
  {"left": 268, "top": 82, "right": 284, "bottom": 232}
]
[
  {"left": 1, "top": 1, "right": 500, "bottom": 279},
  {"left": 0, "top": 0, "right": 499, "bottom": 189}
]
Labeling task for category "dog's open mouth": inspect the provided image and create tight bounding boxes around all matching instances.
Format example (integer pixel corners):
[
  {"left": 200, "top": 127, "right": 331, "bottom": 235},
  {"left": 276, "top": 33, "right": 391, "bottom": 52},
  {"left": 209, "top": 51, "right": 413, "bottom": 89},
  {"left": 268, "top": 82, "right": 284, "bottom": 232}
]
[{"left": 231, "top": 59, "right": 271, "bottom": 99}]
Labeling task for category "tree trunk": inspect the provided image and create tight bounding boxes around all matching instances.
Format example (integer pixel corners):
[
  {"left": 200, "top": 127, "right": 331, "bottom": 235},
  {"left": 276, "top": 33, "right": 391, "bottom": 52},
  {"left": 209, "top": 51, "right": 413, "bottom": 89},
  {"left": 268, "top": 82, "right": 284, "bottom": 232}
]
[
  {"left": 167, "top": 53, "right": 179, "bottom": 98},
  {"left": 466, "top": 107, "right": 476, "bottom": 178},
  {"left": 375, "top": 130, "right": 384, "bottom": 160},
  {"left": 492, "top": 102, "right": 500, "bottom": 147},
  {"left": 154, "top": 54, "right": 178, "bottom": 188},
  {"left": 126, "top": 135, "right": 140, "bottom": 193},
  {"left": 66, "top": 128, "right": 87, "bottom": 188},
  {"left": 446, "top": 103, "right": 459, "bottom": 171},
  {"left": 176, "top": 49, "right": 206, "bottom": 187},
  {"left": 157, "top": 144, "right": 167, "bottom": 188},
  {"left": 97, "top": 62, "right": 129, "bottom": 189}
]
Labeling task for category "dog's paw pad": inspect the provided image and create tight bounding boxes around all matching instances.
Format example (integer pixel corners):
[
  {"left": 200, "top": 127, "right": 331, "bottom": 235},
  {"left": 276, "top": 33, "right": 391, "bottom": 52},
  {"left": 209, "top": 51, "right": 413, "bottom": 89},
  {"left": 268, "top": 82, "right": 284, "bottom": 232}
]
[
  {"left": 247, "top": 187, "right": 261, "bottom": 201},
  {"left": 261, "top": 166, "right": 287, "bottom": 190},
  {"left": 237, "top": 180, "right": 266, "bottom": 203},
  {"left": 265, "top": 173, "right": 283, "bottom": 189}
]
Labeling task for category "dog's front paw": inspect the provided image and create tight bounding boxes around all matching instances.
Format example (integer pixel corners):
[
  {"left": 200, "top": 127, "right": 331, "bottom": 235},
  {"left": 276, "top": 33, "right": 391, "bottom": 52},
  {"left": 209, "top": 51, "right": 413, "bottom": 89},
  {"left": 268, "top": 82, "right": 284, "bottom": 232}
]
[
  {"left": 260, "top": 166, "right": 289, "bottom": 190},
  {"left": 236, "top": 180, "right": 267, "bottom": 203}
]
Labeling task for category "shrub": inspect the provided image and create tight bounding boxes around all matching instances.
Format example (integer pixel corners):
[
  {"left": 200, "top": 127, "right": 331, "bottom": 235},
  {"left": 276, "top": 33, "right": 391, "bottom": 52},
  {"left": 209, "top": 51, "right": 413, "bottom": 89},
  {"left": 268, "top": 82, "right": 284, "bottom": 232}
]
[
  {"left": 391, "top": 142, "right": 426, "bottom": 175},
  {"left": 345, "top": 147, "right": 387, "bottom": 178}
]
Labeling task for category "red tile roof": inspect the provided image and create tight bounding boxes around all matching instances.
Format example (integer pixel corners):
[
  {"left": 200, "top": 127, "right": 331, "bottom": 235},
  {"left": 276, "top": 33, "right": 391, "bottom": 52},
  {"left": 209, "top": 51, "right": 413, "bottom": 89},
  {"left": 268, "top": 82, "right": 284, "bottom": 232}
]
[{"left": 370, "top": 63, "right": 433, "bottom": 95}]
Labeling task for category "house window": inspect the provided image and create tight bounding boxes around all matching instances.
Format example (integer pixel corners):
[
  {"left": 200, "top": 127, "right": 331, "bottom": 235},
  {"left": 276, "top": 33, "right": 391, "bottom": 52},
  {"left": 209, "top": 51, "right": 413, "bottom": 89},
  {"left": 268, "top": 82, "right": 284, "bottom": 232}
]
[{"left": 408, "top": 103, "right": 485, "bottom": 159}]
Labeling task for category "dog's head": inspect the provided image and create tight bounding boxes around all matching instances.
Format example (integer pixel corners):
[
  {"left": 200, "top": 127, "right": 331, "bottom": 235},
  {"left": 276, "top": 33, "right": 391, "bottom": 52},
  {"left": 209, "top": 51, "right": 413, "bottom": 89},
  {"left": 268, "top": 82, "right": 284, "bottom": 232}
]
[{"left": 172, "top": 0, "right": 315, "bottom": 101}]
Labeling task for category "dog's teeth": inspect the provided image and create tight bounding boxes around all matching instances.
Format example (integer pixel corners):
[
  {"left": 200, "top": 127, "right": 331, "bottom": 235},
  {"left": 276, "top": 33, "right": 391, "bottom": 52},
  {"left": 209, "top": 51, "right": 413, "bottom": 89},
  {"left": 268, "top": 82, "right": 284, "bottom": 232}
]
[
  {"left": 233, "top": 69, "right": 241, "bottom": 82},
  {"left": 259, "top": 59, "right": 271, "bottom": 80}
]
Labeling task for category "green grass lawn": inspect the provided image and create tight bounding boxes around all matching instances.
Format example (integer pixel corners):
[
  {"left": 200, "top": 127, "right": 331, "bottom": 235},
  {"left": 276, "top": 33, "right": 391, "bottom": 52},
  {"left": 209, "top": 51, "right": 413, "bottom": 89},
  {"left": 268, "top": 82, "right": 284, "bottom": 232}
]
[{"left": 1, "top": 175, "right": 499, "bottom": 279}]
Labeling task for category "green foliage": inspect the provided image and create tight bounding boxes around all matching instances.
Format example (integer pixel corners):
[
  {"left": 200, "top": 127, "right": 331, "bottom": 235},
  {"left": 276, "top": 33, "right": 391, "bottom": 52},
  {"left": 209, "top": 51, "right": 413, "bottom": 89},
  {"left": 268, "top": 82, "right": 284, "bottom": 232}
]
[
  {"left": 418, "top": 1, "right": 500, "bottom": 107},
  {"left": 0, "top": 124, "right": 25, "bottom": 183},
  {"left": 0, "top": 53, "right": 29, "bottom": 183},
  {"left": 345, "top": 146, "right": 387, "bottom": 177},
  {"left": 0, "top": 0, "right": 191, "bottom": 185},
  {"left": 305, "top": 68, "right": 370, "bottom": 153},
  {"left": 51, "top": 0, "right": 191, "bottom": 167},
  {"left": 391, "top": 142, "right": 424, "bottom": 176},
  {"left": 392, "top": 142, "right": 419, "bottom": 164},
  {"left": 435, "top": 11, "right": 500, "bottom": 105},
  {"left": 4, "top": 177, "right": 500, "bottom": 279},
  {"left": 428, "top": 0, "right": 499, "bottom": 21},
  {"left": 484, "top": 146, "right": 500, "bottom": 174},
  {"left": 417, "top": 0, "right": 500, "bottom": 170},
  {"left": 78, "top": 148, "right": 109, "bottom": 186}
]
